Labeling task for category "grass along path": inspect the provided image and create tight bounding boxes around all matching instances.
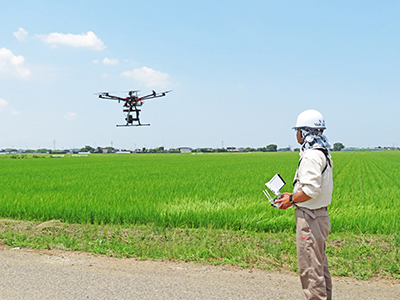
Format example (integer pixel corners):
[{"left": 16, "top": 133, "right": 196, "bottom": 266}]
[{"left": 0, "top": 219, "right": 399, "bottom": 280}]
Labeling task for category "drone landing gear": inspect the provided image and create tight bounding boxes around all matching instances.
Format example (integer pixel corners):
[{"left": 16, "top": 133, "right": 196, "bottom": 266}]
[{"left": 116, "top": 123, "right": 150, "bottom": 127}]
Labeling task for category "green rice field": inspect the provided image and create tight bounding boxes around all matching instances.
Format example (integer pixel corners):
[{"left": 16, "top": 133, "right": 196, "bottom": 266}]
[{"left": 0, "top": 151, "right": 399, "bottom": 234}]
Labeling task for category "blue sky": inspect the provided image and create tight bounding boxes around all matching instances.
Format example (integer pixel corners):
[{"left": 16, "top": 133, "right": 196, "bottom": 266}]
[{"left": 1, "top": 1, "right": 399, "bottom": 150}]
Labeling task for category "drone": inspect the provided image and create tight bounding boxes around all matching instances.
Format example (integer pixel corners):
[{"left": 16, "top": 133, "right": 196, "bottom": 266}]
[{"left": 96, "top": 90, "right": 171, "bottom": 127}]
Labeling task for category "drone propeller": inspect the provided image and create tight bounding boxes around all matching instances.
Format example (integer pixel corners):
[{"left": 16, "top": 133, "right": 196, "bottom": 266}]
[
  {"left": 125, "top": 90, "right": 139, "bottom": 96},
  {"left": 94, "top": 91, "right": 118, "bottom": 96},
  {"left": 156, "top": 90, "right": 172, "bottom": 96}
]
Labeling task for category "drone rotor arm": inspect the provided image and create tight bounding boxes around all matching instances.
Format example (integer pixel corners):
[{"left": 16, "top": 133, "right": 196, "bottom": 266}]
[
  {"left": 140, "top": 90, "right": 171, "bottom": 100},
  {"left": 99, "top": 95, "right": 126, "bottom": 101}
]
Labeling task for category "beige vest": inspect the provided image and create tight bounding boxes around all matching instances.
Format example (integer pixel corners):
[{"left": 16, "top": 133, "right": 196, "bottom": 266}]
[{"left": 293, "top": 149, "right": 333, "bottom": 210}]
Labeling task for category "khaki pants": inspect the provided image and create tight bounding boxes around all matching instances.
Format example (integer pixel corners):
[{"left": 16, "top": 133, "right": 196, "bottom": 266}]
[{"left": 295, "top": 207, "right": 332, "bottom": 300}]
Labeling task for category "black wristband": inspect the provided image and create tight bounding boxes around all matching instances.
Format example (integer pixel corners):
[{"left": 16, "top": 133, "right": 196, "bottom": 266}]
[{"left": 289, "top": 194, "right": 295, "bottom": 204}]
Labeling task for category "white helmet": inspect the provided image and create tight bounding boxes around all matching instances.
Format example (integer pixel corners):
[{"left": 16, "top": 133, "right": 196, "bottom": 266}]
[{"left": 293, "top": 109, "right": 326, "bottom": 130}]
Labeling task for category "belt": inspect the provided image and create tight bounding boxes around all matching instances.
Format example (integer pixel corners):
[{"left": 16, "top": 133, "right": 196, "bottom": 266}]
[{"left": 296, "top": 206, "right": 327, "bottom": 219}]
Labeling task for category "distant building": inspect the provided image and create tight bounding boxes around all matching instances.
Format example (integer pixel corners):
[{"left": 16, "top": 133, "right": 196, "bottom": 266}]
[
  {"left": 228, "top": 148, "right": 245, "bottom": 152},
  {"left": 180, "top": 147, "right": 192, "bottom": 153}
]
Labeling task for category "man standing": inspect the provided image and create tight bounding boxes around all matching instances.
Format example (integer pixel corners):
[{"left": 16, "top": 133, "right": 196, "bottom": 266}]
[{"left": 275, "top": 109, "right": 333, "bottom": 300}]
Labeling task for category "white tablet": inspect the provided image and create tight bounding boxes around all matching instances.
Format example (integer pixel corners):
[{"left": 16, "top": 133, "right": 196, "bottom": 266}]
[{"left": 265, "top": 173, "right": 286, "bottom": 196}]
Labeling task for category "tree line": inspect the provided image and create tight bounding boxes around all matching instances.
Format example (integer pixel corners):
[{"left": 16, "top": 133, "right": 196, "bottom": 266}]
[{"left": 0, "top": 142, "right": 352, "bottom": 154}]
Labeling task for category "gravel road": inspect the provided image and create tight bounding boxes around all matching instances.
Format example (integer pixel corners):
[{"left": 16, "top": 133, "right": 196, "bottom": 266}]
[{"left": 0, "top": 245, "right": 399, "bottom": 300}]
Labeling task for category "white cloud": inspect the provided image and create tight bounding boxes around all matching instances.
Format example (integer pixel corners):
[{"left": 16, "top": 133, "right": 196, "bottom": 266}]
[
  {"left": 0, "top": 48, "right": 31, "bottom": 78},
  {"left": 36, "top": 31, "right": 106, "bottom": 51},
  {"left": 10, "top": 108, "right": 20, "bottom": 115},
  {"left": 13, "top": 28, "right": 28, "bottom": 41},
  {"left": 92, "top": 60, "right": 99, "bottom": 64},
  {"left": 0, "top": 98, "right": 20, "bottom": 115},
  {"left": 121, "top": 66, "right": 170, "bottom": 88},
  {"left": 0, "top": 99, "right": 8, "bottom": 111},
  {"left": 102, "top": 57, "right": 118, "bottom": 65},
  {"left": 64, "top": 112, "right": 77, "bottom": 121}
]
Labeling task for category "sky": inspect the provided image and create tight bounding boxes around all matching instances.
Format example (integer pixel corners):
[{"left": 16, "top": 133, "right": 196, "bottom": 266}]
[{"left": 1, "top": 1, "right": 399, "bottom": 150}]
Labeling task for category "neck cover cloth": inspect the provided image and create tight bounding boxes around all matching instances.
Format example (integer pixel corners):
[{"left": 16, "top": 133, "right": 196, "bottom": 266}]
[{"left": 300, "top": 129, "right": 331, "bottom": 157}]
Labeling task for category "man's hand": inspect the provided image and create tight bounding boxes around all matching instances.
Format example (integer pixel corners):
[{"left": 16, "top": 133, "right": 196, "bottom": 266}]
[
  {"left": 274, "top": 192, "right": 292, "bottom": 210},
  {"left": 274, "top": 190, "right": 312, "bottom": 209}
]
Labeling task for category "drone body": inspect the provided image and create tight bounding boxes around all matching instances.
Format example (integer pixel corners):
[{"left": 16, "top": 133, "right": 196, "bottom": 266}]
[{"left": 97, "top": 90, "right": 171, "bottom": 127}]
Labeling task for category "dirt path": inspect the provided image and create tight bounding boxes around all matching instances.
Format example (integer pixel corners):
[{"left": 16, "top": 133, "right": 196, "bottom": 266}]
[{"left": 0, "top": 245, "right": 399, "bottom": 300}]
